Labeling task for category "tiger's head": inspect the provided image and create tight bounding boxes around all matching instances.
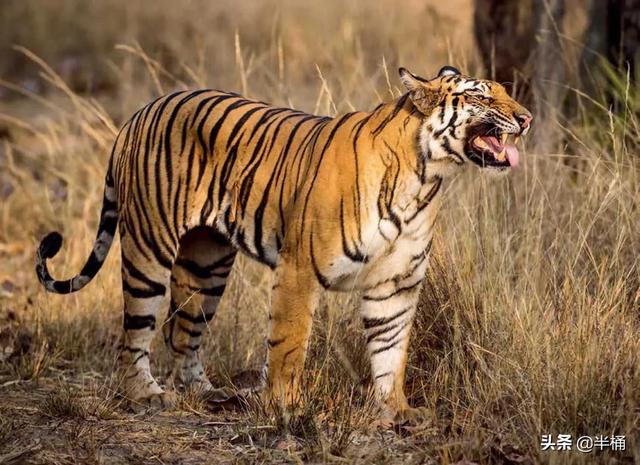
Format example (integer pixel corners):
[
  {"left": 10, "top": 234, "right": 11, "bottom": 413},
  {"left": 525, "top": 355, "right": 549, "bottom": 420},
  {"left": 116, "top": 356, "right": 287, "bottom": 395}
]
[{"left": 399, "top": 66, "right": 532, "bottom": 173}]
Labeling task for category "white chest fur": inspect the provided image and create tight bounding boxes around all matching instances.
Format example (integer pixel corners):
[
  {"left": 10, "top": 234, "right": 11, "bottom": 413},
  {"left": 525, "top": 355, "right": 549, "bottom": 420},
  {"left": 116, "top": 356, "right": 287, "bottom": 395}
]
[{"left": 328, "top": 176, "right": 443, "bottom": 292}]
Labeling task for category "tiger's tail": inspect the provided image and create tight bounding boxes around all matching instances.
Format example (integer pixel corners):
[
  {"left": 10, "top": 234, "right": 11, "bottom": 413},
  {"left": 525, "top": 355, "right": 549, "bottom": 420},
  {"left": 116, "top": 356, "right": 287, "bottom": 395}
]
[{"left": 36, "top": 171, "right": 118, "bottom": 294}]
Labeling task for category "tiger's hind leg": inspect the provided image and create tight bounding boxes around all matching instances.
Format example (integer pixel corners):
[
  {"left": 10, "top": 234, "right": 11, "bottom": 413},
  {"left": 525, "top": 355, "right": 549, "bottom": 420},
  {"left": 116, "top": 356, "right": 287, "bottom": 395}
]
[
  {"left": 164, "top": 227, "right": 236, "bottom": 392},
  {"left": 119, "top": 231, "right": 176, "bottom": 411}
]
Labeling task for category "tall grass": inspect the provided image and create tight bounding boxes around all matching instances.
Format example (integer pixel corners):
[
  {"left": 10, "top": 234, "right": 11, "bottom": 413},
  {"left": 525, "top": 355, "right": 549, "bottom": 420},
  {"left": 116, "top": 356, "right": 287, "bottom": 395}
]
[{"left": 0, "top": 1, "right": 638, "bottom": 463}]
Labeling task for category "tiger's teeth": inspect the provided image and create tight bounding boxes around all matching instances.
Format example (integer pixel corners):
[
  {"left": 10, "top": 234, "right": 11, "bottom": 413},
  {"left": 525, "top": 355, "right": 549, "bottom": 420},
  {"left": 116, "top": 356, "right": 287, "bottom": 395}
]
[
  {"left": 474, "top": 137, "right": 489, "bottom": 149},
  {"left": 496, "top": 148, "right": 506, "bottom": 161},
  {"left": 514, "top": 135, "right": 520, "bottom": 144},
  {"left": 500, "top": 133, "right": 507, "bottom": 144}
]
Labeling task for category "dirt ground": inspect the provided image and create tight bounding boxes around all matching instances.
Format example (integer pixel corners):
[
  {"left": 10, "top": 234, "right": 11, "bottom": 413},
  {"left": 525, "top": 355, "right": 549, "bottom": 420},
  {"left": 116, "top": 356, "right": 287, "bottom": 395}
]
[{"left": 0, "top": 378, "right": 453, "bottom": 464}]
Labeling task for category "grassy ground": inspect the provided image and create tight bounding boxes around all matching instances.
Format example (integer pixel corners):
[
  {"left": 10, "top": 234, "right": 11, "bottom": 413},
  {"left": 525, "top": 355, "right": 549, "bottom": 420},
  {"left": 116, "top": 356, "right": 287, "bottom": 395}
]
[{"left": 0, "top": 1, "right": 639, "bottom": 464}]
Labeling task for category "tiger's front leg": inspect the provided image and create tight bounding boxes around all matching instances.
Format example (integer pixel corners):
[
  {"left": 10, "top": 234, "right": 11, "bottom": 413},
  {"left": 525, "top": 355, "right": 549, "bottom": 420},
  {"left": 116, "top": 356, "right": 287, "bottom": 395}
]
[
  {"left": 264, "top": 258, "right": 321, "bottom": 409},
  {"left": 362, "top": 283, "right": 430, "bottom": 425}
]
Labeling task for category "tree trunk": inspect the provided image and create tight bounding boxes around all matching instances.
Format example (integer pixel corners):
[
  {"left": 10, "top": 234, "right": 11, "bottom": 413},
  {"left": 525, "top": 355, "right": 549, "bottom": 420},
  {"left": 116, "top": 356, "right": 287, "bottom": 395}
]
[{"left": 473, "top": 0, "right": 536, "bottom": 93}]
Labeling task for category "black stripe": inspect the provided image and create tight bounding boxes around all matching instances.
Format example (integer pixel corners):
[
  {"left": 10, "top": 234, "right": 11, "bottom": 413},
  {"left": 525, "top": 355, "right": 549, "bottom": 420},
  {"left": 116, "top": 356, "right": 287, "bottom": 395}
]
[
  {"left": 132, "top": 351, "right": 149, "bottom": 365},
  {"left": 195, "top": 94, "right": 233, "bottom": 187},
  {"left": 151, "top": 93, "right": 189, "bottom": 247},
  {"left": 176, "top": 278, "right": 228, "bottom": 297},
  {"left": 197, "top": 285, "right": 226, "bottom": 297},
  {"left": 121, "top": 255, "right": 167, "bottom": 297},
  {"left": 406, "top": 177, "right": 442, "bottom": 223},
  {"left": 164, "top": 305, "right": 178, "bottom": 350},
  {"left": 208, "top": 99, "right": 255, "bottom": 153},
  {"left": 379, "top": 142, "right": 402, "bottom": 231},
  {"left": 299, "top": 113, "right": 357, "bottom": 240},
  {"left": 268, "top": 337, "right": 285, "bottom": 348},
  {"left": 252, "top": 112, "right": 306, "bottom": 262},
  {"left": 362, "top": 278, "right": 422, "bottom": 302},
  {"left": 340, "top": 199, "right": 368, "bottom": 263},
  {"left": 366, "top": 322, "right": 400, "bottom": 344},
  {"left": 200, "top": 163, "right": 220, "bottom": 223},
  {"left": 282, "top": 347, "right": 297, "bottom": 365},
  {"left": 123, "top": 313, "right": 156, "bottom": 330},
  {"left": 216, "top": 137, "right": 241, "bottom": 207},
  {"left": 166, "top": 316, "right": 187, "bottom": 356},
  {"left": 292, "top": 118, "right": 330, "bottom": 201},
  {"left": 225, "top": 103, "right": 267, "bottom": 150},
  {"left": 433, "top": 122, "right": 450, "bottom": 139},
  {"left": 164, "top": 90, "right": 209, "bottom": 178},
  {"left": 227, "top": 107, "right": 286, "bottom": 194},
  {"left": 134, "top": 96, "right": 178, "bottom": 267},
  {"left": 275, "top": 115, "right": 316, "bottom": 240},
  {"left": 369, "top": 320, "right": 410, "bottom": 345},
  {"left": 364, "top": 242, "right": 431, "bottom": 291},
  {"left": 310, "top": 233, "right": 331, "bottom": 289},
  {"left": 122, "top": 281, "right": 164, "bottom": 299},
  {"left": 121, "top": 345, "right": 144, "bottom": 353},
  {"left": 225, "top": 111, "right": 291, "bottom": 212},
  {"left": 440, "top": 136, "right": 464, "bottom": 164},
  {"left": 175, "top": 308, "right": 215, "bottom": 325},
  {"left": 363, "top": 306, "right": 411, "bottom": 329},
  {"left": 235, "top": 109, "right": 290, "bottom": 221},
  {"left": 371, "top": 338, "right": 402, "bottom": 355},
  {"left": 183, "top": 140, "right": 196, "bottom": 225},
  {"left": 53, "top": 281, "right": 73, "bottom": 293},
  {"left": 130, "top": 101, "right": 160, "bottom": 252},
  {"left": 177, "top": 322, "right": 202, "bottom": 338},
  {"left": 195, "top": 93, "right": 237, "bottom": 154},
  {"left": 371, "top": 94, "right": 409, "bottom": 136},
  {"left": 350, "top": 113, "right": 374, "bottom": 245},
  {"left": 128, "top": 199, "right": 172, "bottom": 269},
  {"left": 175, "top": 252, "right": 235, "bottom": 279},
  {"left": 172, "top": 176, "right": 183, "bottom": 235}
]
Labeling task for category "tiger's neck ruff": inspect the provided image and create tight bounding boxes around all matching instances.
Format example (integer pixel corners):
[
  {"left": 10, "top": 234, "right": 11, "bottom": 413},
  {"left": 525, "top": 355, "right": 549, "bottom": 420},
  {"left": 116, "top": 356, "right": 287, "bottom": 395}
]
[{"left": 35, "top": 66, "right": 531, "bottom": 423}]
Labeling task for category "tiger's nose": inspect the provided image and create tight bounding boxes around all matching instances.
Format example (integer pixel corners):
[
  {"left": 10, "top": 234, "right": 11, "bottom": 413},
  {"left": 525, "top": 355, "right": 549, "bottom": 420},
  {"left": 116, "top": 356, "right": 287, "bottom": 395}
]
[{"left": 514, "top": 111, "right": 532, "bottom": 131}]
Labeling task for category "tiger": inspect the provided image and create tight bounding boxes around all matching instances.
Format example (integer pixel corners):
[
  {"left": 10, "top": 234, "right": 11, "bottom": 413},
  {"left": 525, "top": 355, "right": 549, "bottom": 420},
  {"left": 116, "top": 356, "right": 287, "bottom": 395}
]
[{"left": 35, "top": 65, "right": 531, "bottom": 423}]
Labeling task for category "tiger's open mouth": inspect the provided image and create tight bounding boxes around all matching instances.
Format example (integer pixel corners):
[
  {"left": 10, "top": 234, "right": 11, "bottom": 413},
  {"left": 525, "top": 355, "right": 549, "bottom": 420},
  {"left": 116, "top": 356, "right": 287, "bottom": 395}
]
[{"left": 464, "top": 125, "right": 521, "bottom": 169}]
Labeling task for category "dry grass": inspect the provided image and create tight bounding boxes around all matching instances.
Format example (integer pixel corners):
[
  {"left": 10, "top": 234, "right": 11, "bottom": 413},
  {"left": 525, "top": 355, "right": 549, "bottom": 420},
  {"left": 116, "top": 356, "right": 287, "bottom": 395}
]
[{"left": 0, "top": 1, "right": 639, "bottom": 464}]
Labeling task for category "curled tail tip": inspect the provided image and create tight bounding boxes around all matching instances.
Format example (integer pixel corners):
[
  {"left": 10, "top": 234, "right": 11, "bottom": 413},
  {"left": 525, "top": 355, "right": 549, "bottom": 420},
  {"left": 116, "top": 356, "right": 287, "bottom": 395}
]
[
  {"left": 38, "top": 231, "right": 63, "bottom": 260},
  {"left": 36, "top": 231, "right": 65, "bottom": 291}
]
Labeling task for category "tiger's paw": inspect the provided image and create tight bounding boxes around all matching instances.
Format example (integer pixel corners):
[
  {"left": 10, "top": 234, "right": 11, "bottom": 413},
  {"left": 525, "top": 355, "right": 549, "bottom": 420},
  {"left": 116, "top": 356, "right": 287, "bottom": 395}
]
[
  {"left": 171, "top": 373, "right": 214, "bottom": 394},
  {"left": 129, "top": 390, "right": 177, "bottom": 413},
  {"left": 258, "top": 389, "right": 306, "bottom": 422},
  {"left": 393, "top": 406, "right": 433, "bottom": 426},
  {"left": 374, "top": 405, "right": 434, "bottom": 429},
  {"left": 124, "top": 376, "right": 177, "bottom": 413}
]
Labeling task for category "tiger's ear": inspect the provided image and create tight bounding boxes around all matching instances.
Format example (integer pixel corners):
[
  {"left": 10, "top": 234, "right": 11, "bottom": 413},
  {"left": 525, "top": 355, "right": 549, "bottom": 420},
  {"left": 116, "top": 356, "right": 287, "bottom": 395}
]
[
  {"left": 398, "top": 67, "right": 442, "bottom": 114},
  {"left": 437, "top": 65, "right": 461, "bottom": 77}
]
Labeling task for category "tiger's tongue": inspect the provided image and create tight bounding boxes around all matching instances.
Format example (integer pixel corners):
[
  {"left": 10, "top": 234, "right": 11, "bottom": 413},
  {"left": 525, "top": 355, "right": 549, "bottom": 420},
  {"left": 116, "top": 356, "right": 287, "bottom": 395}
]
[
  {"left": 480, "top": 135, "right": 502, "bottom": 152},
  {"left": 505, "top": 144, "right": 519, "bottom": 167},
  {"left": 480, "top": 135, "right": 520, "bottom": 167}
]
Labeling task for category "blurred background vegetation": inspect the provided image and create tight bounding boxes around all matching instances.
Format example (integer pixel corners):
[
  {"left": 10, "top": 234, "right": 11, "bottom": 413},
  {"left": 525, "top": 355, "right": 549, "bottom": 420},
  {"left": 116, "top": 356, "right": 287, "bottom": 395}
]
[{"left": 0, "top": 1, "right": 639, "bottom": 464}]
